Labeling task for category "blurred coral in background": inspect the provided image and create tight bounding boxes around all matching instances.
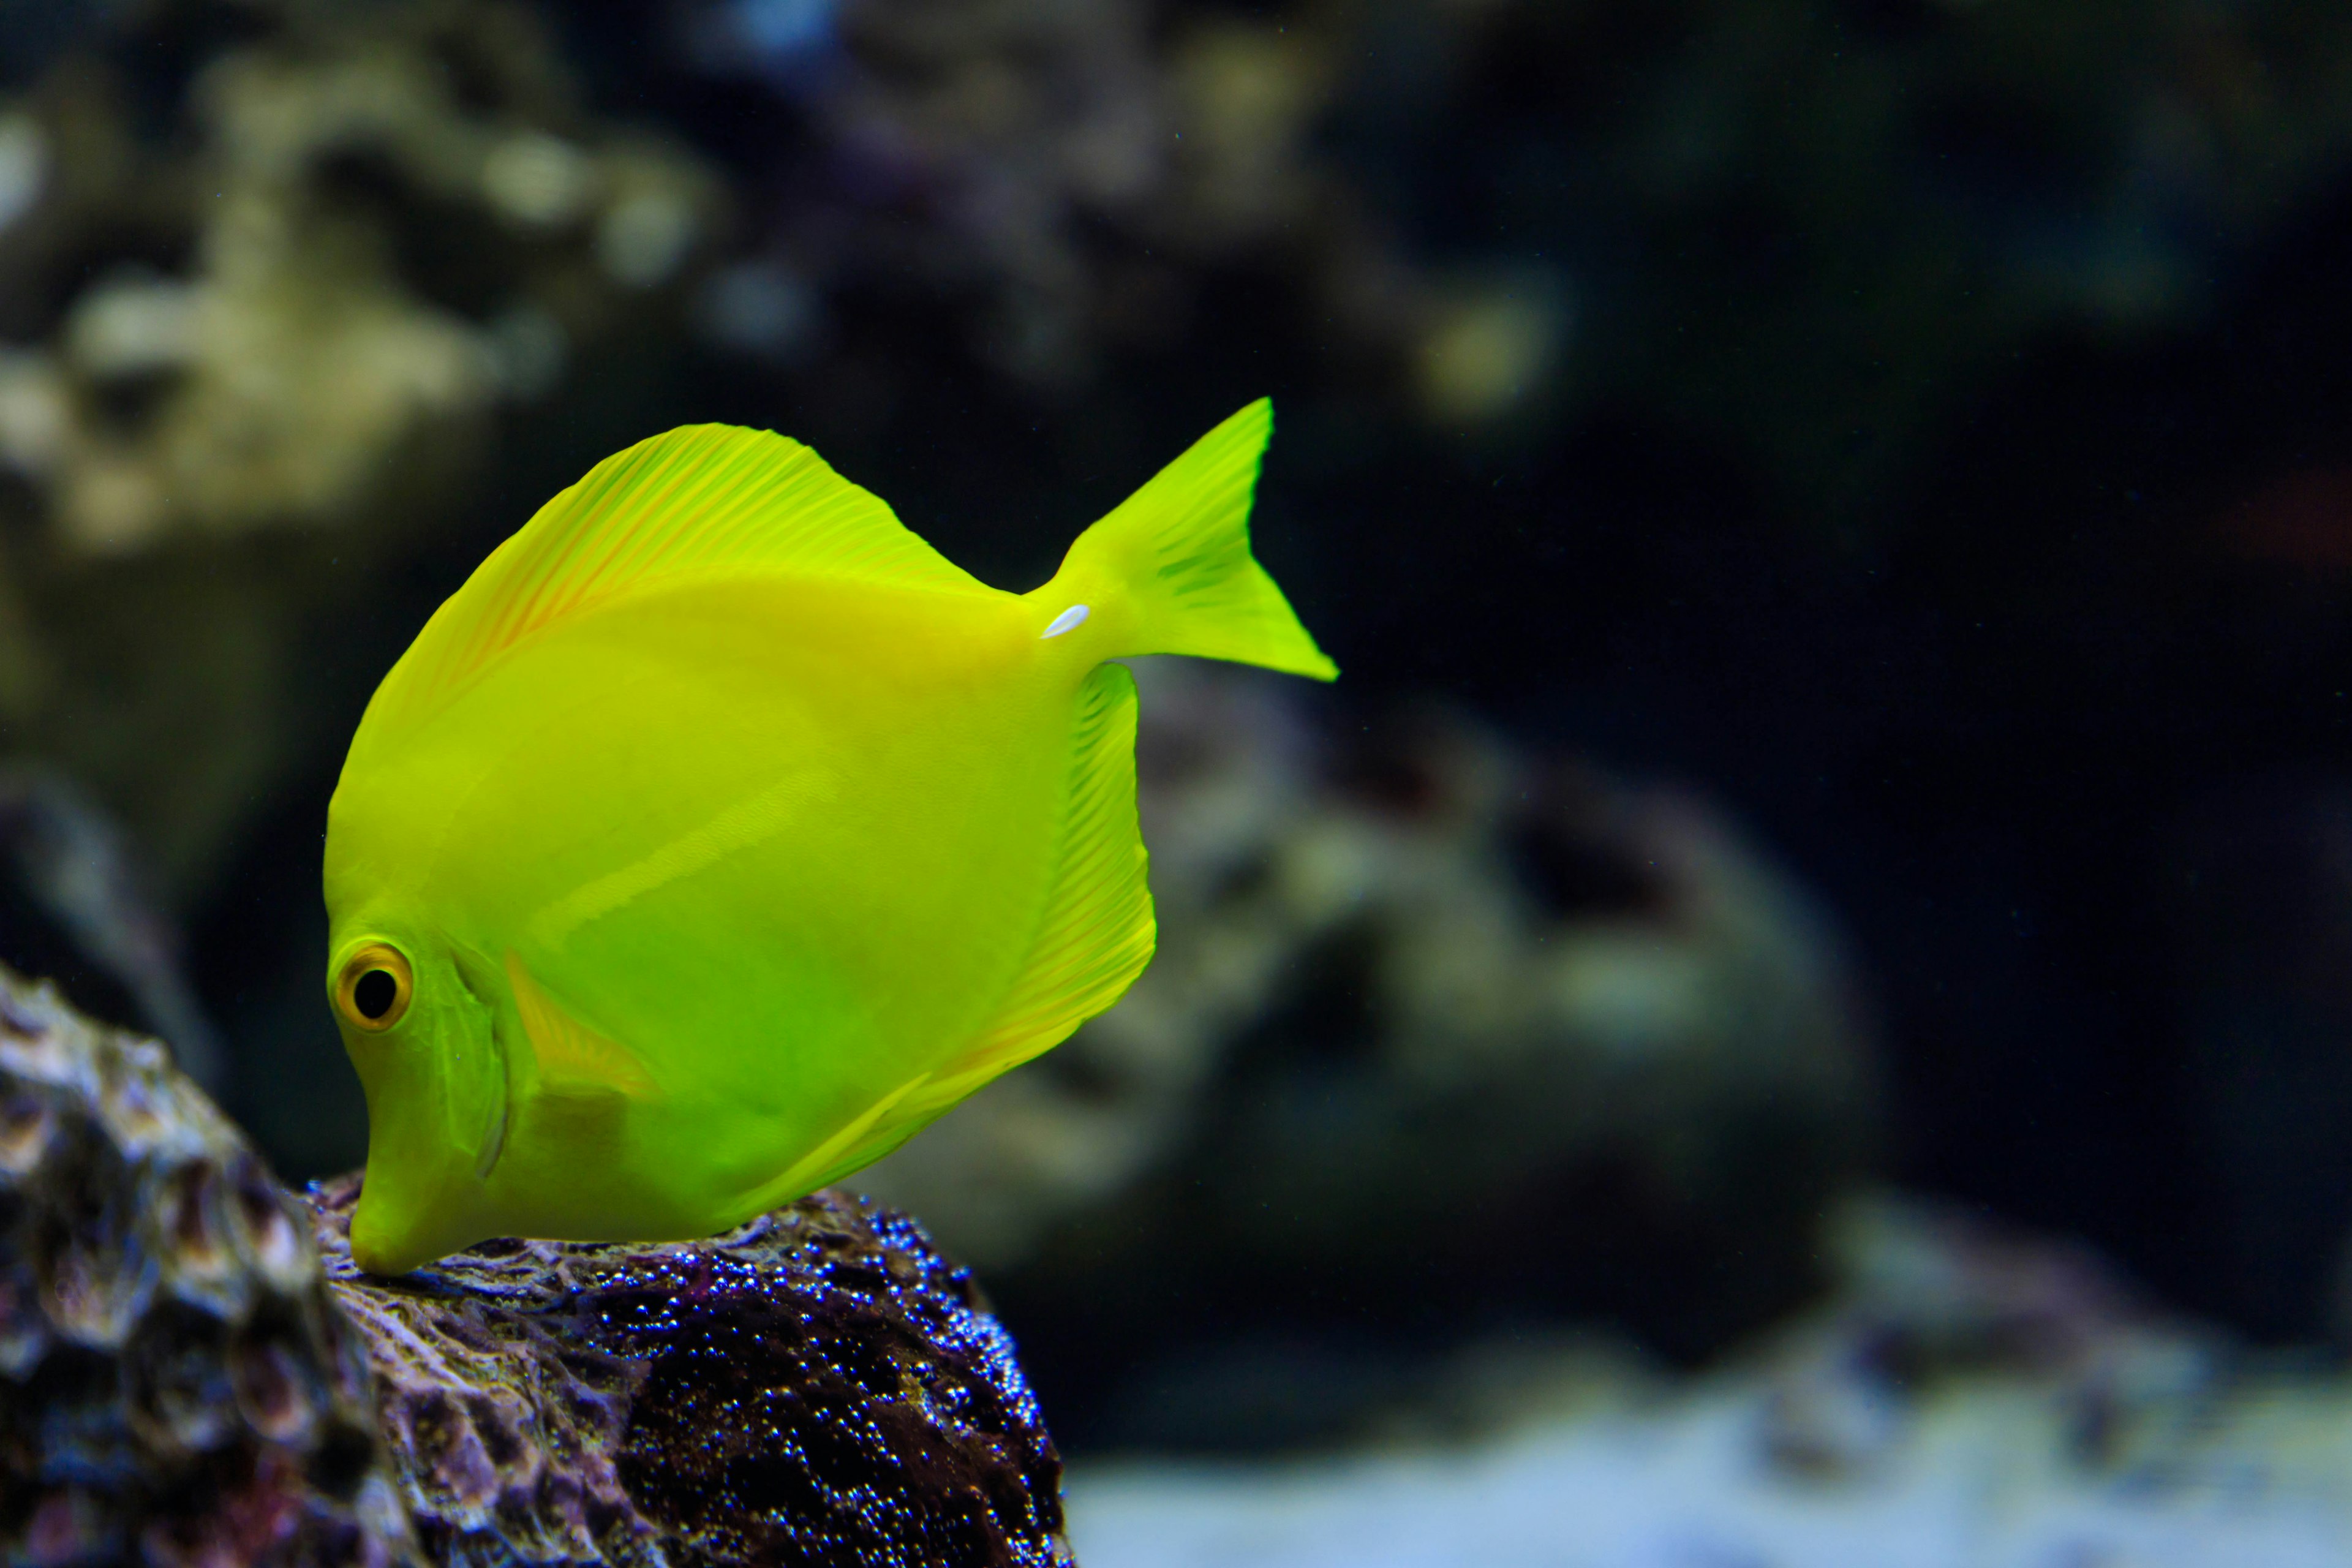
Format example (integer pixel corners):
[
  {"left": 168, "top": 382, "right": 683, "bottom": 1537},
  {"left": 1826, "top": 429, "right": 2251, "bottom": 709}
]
[
  {"left": 0, "top": 4, "right": 722, "bottom": 1107},
  {"left": 861, "top": 662, "right": 1877, "bottom": 1446}
]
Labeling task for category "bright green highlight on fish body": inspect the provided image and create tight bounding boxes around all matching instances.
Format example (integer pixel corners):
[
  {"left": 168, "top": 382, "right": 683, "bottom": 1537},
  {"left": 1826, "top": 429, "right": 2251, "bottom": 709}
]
[{"left": 323, "top": 399, "right": 1334, "bottom": 1275}]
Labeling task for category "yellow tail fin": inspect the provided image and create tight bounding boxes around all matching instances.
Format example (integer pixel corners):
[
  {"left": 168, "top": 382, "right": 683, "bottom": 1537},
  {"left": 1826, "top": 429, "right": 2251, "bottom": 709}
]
[{"left": 1035, "top": 400, "right": 1338, "bottom": 680}]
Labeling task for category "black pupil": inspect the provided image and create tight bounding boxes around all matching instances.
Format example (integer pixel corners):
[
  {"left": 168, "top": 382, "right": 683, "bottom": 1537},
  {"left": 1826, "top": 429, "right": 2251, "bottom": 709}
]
[{"left": 353, "top": 968, "right": 398, "bottom": 1020}]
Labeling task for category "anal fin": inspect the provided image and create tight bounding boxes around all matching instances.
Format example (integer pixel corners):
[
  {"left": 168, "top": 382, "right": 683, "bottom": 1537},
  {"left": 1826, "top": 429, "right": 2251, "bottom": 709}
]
[{"left": 774, "top": 663, "right": 1156, "bottom": 1193}]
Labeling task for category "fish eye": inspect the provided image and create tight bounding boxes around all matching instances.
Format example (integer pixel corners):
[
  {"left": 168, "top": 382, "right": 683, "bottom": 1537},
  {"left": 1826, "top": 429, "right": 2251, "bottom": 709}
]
[{"left": 335, "top": 942, "right": 415, "bottom": 1032}]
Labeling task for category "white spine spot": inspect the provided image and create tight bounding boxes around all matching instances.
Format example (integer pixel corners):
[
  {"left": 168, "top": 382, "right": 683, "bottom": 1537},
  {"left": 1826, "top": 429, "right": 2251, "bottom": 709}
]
[{"left": 1041, "top": 603, "right": 1090, "bottom": 639}]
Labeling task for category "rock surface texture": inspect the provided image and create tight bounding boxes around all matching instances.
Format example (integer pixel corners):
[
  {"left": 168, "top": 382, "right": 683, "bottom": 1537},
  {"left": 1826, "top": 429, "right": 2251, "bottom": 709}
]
[
  {"left": 0, "top": 974, "right": 416, "bottom": 1567},
  {"left": 0, "top": 963, "right": 1076, "bottom": 1567},
  {"left": 311, "top": 1174, "right": 1076, "bottom": 1568}
]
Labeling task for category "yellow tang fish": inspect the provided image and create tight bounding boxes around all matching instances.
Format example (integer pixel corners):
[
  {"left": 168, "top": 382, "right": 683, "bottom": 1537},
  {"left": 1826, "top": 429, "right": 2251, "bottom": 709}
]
[{"left": 323, "top": 400, "right": 1333, "bottom": 1274}]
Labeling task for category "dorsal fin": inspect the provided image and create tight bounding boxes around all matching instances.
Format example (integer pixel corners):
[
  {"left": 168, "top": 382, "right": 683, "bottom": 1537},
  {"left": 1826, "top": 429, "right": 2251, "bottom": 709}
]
[{"left": 366, "top": 424, "right": 992, "bottom": 737}]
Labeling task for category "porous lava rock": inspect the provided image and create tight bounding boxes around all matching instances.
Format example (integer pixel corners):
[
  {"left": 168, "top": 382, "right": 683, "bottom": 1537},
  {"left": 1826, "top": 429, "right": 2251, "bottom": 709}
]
[
  {"left": 1, "top": 959, "right": 1076, "bottom": 1567},
  {"left": 309, "top": 1174, "right": 1077, "bottom": 1568},
  {"left": 0, "top": 971, "right": 417, "bottom": 1567}
]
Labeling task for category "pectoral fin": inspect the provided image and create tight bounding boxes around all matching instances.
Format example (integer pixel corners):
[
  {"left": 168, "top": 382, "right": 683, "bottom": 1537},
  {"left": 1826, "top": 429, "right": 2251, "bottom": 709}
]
[{"left": 504, "top": 951, "right": 658, "bottom": 1099}]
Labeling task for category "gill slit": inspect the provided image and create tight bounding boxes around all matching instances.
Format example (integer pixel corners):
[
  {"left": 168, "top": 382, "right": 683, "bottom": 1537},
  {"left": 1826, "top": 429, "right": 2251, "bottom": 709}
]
[{"left": 450, "top": 949, "right": 512, "bottom": 1181}]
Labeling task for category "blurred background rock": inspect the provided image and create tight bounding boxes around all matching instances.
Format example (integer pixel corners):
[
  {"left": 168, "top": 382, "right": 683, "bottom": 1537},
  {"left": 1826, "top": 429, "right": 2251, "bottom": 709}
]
[
  {"left": 4, "top": 0, "right": 2352, "bottom": 1521},
  {"left": 858, "top": 662, "right": 1876, "bottom": 1447}
]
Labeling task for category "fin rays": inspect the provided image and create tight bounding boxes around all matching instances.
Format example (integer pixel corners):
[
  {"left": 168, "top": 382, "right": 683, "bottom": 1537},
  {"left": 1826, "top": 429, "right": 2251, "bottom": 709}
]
[
  {"left": 369, "top": 424, "right": 992, "bottom": 739},
  {"left": 905, "top": 662, "right": 1154, "bottom": 1118},
  {"left": 747, "top": 662, "right": 1155, "bottom": 1202}
]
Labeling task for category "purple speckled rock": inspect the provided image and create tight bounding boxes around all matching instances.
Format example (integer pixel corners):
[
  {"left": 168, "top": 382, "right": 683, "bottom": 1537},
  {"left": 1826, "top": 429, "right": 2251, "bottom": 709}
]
[
  {"left": 309, "top": 1174, "right": 1077, "bottom": 1568},
  {"left": 0, "top": 971, "right": 417, "bottom": 1568},
  {"left": 0, "top": 954, "right": 1076, "bottom": 1567}
]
